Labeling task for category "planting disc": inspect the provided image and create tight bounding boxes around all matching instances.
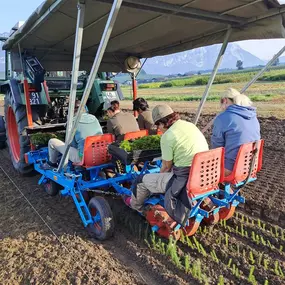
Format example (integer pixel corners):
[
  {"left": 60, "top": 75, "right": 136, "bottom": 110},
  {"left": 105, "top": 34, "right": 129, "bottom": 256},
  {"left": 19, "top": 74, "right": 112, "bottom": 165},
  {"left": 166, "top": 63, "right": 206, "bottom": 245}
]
[
  {"left": 200, "top": 197, "right": 219, "bottom": 225},
  {"left": 182, "top": 218, "right": 200, "bottom": 236},
  {"left": 219, "top": 204, "right": 236, "bottom": 220},
  {"left": 145, "top": 205, "right": 180, "bottom": 240},
  {"left": 202, "top": 211, "right": 220, "bottom": 225}
]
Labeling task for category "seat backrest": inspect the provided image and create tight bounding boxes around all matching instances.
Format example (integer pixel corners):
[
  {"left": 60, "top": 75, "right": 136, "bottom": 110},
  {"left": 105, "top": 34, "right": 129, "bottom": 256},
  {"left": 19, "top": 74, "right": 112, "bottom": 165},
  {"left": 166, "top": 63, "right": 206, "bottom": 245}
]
[
  {"left": 187, "top": 147, "right": 224, "bottom": 199},
  {"left": 124, "top": 129, "right": 148, "bottom": 141},
  {"left": 229, "top": 140, "right": 264, "bottom": 184},
  {"left": 81, "top": 134, "right": 114, "bottom": 167}
]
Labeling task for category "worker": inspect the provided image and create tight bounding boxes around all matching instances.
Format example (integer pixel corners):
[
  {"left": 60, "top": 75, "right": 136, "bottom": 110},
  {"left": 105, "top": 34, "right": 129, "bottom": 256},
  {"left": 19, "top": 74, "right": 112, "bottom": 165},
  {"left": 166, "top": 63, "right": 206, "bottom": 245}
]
[
  {"left": 211, "top": 88, "right": 260, "bottom": 176},
  {"left": 41, "top": 100, "right": 103, "bottom": 169},
  {"left": 125, "top": 104, "right": 209, "bottom": 224},
  {"left": 133, "top": 98, "right": 157, "bottom": 135},
  {"left": 106, "top": 100, "right": 139, "bottom": 142}
]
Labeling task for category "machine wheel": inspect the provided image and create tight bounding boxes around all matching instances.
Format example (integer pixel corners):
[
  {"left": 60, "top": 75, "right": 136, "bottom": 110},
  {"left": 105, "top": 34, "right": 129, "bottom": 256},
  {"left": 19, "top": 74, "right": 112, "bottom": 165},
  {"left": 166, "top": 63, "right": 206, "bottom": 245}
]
[
  {"left": 4, "top": 91, "right": 39, "bottom": 174},
  {"left": 88, "top": 197, "right": 114, "bottom": 240},
  {"left": 42, "top": 180, "right": 63, "bottom": 196},
  {"left": 182, "top": 218, "right": 200, "bottom": 236},
  {"left": 0, "top": 116, "right": 6, "bottom": 149},
  {"left": 219, "top": 204, "right": 236, "bottom": 220}
]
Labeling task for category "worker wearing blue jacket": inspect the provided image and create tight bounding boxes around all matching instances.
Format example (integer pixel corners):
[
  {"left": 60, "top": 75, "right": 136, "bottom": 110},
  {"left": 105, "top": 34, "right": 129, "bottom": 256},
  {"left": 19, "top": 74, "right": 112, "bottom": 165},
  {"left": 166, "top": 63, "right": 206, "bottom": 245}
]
[
  {"left": 41, "top": 100, "right": 103, "bottom": 169},
  {"left": 211, "top": 88, "right": 261, "bottom": 176}
]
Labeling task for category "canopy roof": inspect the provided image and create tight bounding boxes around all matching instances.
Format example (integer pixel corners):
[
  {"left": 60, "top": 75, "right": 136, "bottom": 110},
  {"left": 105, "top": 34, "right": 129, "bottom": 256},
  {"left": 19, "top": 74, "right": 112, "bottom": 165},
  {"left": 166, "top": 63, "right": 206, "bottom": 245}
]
[{"left": 3, "top": 0, "right": 285, "bottom": 71}]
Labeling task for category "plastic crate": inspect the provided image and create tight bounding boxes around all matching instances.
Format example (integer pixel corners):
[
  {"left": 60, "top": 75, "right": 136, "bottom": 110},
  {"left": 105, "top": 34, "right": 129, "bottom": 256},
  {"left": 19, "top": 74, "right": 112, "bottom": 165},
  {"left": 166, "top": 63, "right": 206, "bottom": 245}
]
[{"left": 108, "top": 144, "right": 161, "bottom": 164}]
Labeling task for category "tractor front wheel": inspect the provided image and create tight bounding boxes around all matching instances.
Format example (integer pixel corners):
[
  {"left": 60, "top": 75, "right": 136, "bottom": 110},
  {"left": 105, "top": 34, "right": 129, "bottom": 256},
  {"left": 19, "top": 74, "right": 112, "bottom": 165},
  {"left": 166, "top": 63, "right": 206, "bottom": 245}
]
[{"left": 87, "top": 197, "right": 114, "bottom": 240}]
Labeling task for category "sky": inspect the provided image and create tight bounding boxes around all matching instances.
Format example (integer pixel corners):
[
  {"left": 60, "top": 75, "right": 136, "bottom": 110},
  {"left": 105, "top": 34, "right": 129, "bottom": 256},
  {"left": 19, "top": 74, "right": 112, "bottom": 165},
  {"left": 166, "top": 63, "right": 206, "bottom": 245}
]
[{"left": 1, "top": 0, "right": 285, "bottom": 60}]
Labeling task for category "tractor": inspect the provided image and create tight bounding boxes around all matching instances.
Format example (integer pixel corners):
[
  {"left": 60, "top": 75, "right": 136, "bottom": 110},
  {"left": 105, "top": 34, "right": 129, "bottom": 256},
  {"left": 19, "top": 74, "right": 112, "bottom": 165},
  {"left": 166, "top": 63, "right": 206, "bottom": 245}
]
[{"left": 0, "top": 25, "right": 123, "bottom": 175}]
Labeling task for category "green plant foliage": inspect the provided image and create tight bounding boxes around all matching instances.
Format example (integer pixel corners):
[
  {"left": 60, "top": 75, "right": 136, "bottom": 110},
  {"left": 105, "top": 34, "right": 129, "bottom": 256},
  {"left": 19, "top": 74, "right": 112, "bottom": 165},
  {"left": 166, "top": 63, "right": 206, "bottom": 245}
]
[
  {"left": 119, "top": 135, "right": 161, "bottom": 151},
  {"left": 30, "top": 132, "right": 65, "bottom": 146},
  {"left": 159, "top": 82, "right": 173, "bottom": 88}
]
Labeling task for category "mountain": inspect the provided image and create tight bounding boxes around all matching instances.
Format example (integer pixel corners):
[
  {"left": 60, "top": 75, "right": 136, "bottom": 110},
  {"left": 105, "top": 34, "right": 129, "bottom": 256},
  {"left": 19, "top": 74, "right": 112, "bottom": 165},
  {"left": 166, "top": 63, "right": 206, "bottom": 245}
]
[
  {"left": 143, "top": 43, "right": 265, "bottom": 75},
  {"left": 279, "top": 56, "right": 285, "bottom": 63}
]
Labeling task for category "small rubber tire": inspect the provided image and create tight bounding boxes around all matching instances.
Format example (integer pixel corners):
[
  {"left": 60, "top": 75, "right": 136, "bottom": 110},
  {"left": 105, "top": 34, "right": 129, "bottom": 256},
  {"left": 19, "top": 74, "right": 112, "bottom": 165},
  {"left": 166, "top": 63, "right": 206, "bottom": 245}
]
[
  {"left": 42, "top": 180, "right": 63, "bottom": 196},
  {"left": 87, "top": 197, "right": 114, "bottom": 240}
]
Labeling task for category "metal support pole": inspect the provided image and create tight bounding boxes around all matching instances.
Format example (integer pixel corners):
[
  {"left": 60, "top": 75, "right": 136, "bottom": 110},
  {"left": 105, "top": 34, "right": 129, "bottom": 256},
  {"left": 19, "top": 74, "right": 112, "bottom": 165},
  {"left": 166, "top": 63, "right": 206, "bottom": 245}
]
[
  {"left": 63, "top": 1, "right": 86, "bottom": 166},
  {"left": 57, "top": 0, "right": 123, "bottom": 172},
  {"left": 201, "top": 45, "right": 285, "bottom": 133},
  {"left": 132, "top": 73, "right": 138, "bottom": 117},
  {"left": 194, "top": 28, "right": 232, "bottom": 125},
  {"left": 240, "top": 45, "right": 285, "bottom": 93}
]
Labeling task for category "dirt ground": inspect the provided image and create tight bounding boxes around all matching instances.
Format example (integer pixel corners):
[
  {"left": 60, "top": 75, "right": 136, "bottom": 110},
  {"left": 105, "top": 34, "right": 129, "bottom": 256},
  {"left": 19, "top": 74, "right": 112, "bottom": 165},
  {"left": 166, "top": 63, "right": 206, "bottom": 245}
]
[{"left": 0, "top": 98, "right": 284, "bottom": 284}]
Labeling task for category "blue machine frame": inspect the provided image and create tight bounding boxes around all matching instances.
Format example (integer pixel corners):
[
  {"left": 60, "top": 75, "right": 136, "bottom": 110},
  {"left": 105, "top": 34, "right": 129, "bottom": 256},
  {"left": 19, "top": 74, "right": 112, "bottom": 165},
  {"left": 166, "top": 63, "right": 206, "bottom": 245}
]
[{"left": 26, "top": 147, "right": 255, "bottom": 236}]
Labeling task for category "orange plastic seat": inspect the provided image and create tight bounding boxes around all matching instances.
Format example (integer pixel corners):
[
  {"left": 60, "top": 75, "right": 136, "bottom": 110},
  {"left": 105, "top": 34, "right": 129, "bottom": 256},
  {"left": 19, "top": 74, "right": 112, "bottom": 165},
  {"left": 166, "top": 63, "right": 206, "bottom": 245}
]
[
  {"left": 124, "top": 130, "right": 148, "bottom": 140},
  {"left": 223, "top": 140, "right": 264, "bottom": 184},
  {"left": 187, "top": 147, "right": 225, "bottom": 199},
  {"left": 75, "top": 134, "right": 114, "bottom": 168}
]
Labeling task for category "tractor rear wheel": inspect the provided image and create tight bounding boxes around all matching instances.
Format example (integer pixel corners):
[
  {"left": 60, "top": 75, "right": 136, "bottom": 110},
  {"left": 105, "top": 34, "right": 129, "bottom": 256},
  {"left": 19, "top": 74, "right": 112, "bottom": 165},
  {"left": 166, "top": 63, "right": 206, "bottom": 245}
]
[
  {"left": 4, "top": 91, "right": 40, "bottom": 174},
  {"left": 87, "top": 197, "right": 114, "bottom": 240}
]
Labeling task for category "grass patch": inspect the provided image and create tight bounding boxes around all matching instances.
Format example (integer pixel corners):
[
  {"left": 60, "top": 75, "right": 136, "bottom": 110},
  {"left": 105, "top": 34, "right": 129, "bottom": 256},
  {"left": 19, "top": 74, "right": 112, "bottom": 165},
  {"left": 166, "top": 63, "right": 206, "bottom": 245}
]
[
  {"left": 124, "top": 93, "right": 279, "bottom": 102},
  {"left": 138, "top": 68, "right": 285, "bottom": 89}
]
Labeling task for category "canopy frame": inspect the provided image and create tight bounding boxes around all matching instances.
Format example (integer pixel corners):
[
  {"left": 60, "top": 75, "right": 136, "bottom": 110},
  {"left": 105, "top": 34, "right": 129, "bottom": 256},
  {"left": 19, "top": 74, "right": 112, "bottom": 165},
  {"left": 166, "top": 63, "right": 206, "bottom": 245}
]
[
  {"left": 194, "top": 27, "right": 232, "bottom": 125},
  {"left": 63, "top": 1, "right": 86, "bottom": 168}
]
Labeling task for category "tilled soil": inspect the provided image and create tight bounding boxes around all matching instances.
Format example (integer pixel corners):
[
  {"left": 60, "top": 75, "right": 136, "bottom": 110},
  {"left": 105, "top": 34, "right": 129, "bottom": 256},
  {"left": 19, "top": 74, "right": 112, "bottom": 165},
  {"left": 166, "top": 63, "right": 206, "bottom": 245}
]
[
  {"left": 0, "top": 148, "right": 182, "bottom": 285},
  {"left": 0, "top": 107, "right": 284, "bottom": 284}
]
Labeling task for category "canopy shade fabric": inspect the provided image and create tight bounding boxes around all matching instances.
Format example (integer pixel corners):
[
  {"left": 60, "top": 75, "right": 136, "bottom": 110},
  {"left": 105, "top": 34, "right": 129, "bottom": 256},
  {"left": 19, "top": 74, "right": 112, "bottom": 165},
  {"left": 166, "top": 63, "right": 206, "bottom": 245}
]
[{"left": 3, "top": 0, "right": 285, "bottom": 71}]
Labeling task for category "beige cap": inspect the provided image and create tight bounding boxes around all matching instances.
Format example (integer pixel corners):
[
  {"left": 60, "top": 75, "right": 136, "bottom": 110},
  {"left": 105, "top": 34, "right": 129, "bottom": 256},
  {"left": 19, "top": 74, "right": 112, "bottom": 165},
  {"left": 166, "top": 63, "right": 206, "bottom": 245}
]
[
  {"left": 152, "top": 104, "right": 174, "bottom": 124},
  {"left": 224, "top": 88, "right": 241, "bottom": 99}
]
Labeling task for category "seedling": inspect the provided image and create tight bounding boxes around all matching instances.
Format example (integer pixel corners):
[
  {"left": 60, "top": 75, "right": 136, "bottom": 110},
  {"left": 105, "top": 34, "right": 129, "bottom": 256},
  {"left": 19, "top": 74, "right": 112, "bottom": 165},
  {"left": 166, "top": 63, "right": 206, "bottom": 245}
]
[
  {"left": 248, "top": 266, "right": 257, "bottom": 285},
  {"left": 241, "top": 224, "right": 245, "bottom": 237},
  {"left": 249, "top": 251, "right": 255, "bottom": 264},
  {"left": 210, "top": 250, "right": 219, "bottom": 263},
  {"left": 263, "top": 258, "right": 269, "bottom": 270},
  {"left": 258, "top": 252, "right": 263, "bottom": 266},
  {"left": 274, "top": 226, "right": 279, "bottom": 238},
  {"left": 218, "top": 275, "right": 224, "bottom": 285},
  {"left": 184, "top": 255, "right": 190, "bottom": 273},
  {"left": 227, "top": 258, "right": 232, "bottom": 268},
  {"left": 225, "top": 233, "right": 229, "bottom": 247},
  {"left": 186, "top": 236, "right": 194, "bottom": 249}
]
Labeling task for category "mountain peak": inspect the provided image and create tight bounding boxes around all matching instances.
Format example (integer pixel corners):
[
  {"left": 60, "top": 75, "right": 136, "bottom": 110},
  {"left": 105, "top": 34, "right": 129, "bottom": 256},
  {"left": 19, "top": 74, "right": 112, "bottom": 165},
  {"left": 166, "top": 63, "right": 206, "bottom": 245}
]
[{"left": 143, "top": 43, "right": 265, "bottom": 75}]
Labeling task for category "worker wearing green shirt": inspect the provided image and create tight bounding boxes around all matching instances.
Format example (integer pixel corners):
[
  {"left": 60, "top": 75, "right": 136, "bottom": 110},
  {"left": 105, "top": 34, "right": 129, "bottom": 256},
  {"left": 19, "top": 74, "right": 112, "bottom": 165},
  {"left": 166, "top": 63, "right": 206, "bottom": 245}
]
[{"left": 127, "top": 104, "right": 209, "bottom": 224}]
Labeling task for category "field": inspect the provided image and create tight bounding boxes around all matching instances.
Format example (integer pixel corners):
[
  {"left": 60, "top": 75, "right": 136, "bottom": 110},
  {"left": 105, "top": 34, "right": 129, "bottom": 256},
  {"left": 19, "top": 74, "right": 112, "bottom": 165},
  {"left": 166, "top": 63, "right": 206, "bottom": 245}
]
[{"left": 0, "top": 80, "right": 285, "bottom": 285}]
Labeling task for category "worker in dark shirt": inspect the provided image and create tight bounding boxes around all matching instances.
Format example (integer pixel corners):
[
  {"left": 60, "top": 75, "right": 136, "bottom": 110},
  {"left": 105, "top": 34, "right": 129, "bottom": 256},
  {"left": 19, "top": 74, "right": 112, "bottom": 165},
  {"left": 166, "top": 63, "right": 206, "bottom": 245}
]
[
  {"left": 133, "top": 98, "right": 157, "bottom": 135},
  {"left": 106, "top": 100, "right": 139, "bottom": 142}
]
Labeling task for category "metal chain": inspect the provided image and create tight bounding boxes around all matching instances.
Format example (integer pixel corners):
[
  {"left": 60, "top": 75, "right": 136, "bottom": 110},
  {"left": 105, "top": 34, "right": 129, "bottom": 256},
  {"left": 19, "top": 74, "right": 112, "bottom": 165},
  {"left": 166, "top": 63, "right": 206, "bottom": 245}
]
[{"left": 86, "top": 188, "right": 124, "bottom": 197}]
